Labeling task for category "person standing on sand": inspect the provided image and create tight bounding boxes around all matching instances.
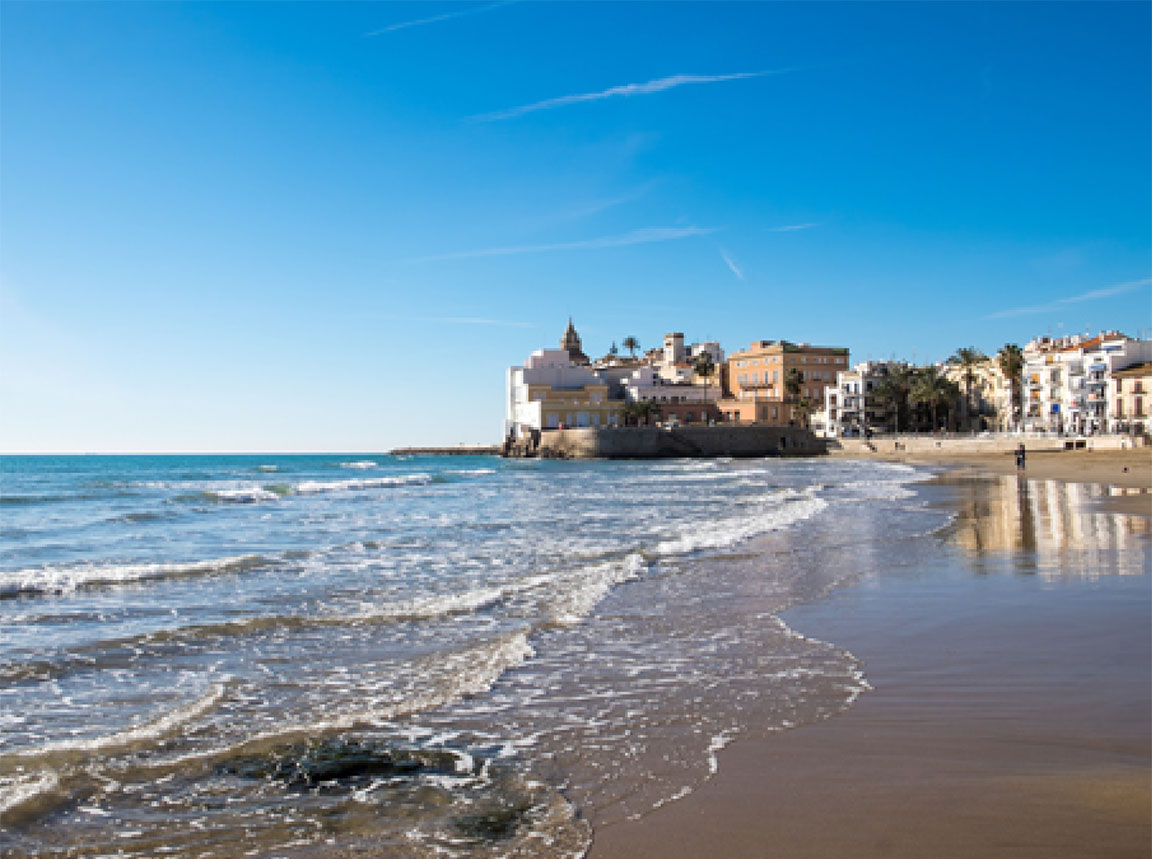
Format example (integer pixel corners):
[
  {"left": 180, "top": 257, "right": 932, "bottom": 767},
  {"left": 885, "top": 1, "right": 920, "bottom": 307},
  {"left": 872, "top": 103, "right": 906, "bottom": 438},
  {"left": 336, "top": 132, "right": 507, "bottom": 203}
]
[{"left": 1016, "top": 443, "right": 1026, "bottom": 471}]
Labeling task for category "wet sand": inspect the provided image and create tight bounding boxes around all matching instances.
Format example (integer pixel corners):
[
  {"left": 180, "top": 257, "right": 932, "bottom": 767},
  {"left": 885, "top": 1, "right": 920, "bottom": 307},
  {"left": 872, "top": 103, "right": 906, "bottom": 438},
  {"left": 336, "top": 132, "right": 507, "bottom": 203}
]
[
  {"left": 589, "top": 458, "right": 1151, "bottom": 858},
  {"left": 856, "top": 447, "right": 1151, "bottom": 514}
]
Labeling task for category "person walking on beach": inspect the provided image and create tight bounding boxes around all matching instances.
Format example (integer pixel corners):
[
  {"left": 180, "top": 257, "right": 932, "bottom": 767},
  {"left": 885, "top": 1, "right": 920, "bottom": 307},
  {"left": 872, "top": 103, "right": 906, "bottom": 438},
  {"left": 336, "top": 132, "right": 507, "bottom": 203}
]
[{"left": 1015, "top": 443, "right": 1026, "bottom": 471}]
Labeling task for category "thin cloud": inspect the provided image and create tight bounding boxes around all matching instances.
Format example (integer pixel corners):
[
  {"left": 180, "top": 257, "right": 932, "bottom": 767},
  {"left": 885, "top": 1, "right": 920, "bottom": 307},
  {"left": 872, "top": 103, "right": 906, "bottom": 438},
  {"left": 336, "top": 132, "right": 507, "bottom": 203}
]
[
  {"left": 380, "top": 313, "right": 536, "bottom": 328},
  {"left": 472, "top": 68, "right": 797, "bottom": 122},
  {"left": 765, "top": 222, "right": 819, "bottom": 232},
  {"left": 719, "top": 247, "right": 744, "bottom": 281},
  {"left": 985, "top": 277, "right": 1151, "bottom": 319},
  {"left": 563, "top": 181, "right": 659, "bottom": 221},
  {"left": 365, "top": 1, "right": 517, "bottom": 36},
  {"left": 405, "top": 226, "right": 719, "bottom": 263}
]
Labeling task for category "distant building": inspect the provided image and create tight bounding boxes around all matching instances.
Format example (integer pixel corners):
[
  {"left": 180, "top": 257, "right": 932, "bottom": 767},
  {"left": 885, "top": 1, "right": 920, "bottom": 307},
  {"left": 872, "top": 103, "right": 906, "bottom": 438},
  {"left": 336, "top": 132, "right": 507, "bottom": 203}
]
[
  {"left": 720, "top": 340, "right": 849, "bottom": 425},
  {"left": 505, "top": 321, "right": 621, "bottom": 437},
  {"left": 1111, "top": 362, "right": 1151, "bottom": 435},
  {"left": 1022, "top": 331, "right": 1152, "bottom": 434},
  {"left": 559, "top": 317, "right": 590, "bottom": 366},
  {"left": 941, "top": 358, "right": 1015, "bottom": 432},
  {"left": 822, "top": 361, "right": 903, "bottom": 437}
]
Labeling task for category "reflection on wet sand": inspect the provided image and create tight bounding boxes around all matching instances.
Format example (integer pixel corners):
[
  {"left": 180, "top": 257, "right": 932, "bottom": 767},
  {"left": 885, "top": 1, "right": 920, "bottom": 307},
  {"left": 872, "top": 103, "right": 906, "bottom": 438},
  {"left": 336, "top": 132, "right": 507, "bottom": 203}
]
[{"left": 945, "top": 475, "right": 1151, "bottom": 577}]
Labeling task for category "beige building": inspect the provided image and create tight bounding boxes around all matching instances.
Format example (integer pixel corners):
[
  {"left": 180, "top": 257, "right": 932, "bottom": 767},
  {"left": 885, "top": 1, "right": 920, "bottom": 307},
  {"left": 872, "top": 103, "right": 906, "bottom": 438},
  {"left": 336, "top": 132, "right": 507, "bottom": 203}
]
[
  {"left": 720, "top": 340, "right": 849, "bottom": 425},
  {"left": 942, "top": 359, "right": 1016, "bottom": 431},
  {"left": 505, "top": 321, "right": 623, "bottom": 437},
  {"left": 1112, "top": 362, "right": 1151, "bottom": 434}
]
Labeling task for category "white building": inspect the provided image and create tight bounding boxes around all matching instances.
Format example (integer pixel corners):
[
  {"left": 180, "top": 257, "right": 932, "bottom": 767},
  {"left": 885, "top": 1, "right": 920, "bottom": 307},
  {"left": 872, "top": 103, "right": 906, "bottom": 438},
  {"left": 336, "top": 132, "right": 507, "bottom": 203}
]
[
  {"left": 505, "top": 348, "right": 619, "bottom": 438},
  {"left": 1022, "top": 331, "right": 1152, "bottom": 434},
  {"left": 622, "top": 365, "right": 720, "bottom": 405},
  {"left": 655, "top": 333, "right": 725, "bottom": 383},
  {"left": 823, "top": 361, "right": 907, "bottom": 437}
]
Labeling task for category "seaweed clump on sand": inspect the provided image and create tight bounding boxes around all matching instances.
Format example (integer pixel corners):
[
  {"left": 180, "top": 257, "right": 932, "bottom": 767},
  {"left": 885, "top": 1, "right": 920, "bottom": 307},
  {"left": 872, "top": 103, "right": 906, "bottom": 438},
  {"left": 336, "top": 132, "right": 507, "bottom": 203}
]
[{"left": 217, "top": 737, "right": 472, "bottom": 791}]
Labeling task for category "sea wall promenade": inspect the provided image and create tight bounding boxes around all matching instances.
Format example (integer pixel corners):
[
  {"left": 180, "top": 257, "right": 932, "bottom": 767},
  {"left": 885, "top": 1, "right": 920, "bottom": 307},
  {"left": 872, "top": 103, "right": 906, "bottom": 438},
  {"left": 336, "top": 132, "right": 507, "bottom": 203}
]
[
  {"left": 505, "top": 425, "right": 825, "bottom": 459},
  {"left": 830, "top": 433, "right": 1143, "bottom": 456}
]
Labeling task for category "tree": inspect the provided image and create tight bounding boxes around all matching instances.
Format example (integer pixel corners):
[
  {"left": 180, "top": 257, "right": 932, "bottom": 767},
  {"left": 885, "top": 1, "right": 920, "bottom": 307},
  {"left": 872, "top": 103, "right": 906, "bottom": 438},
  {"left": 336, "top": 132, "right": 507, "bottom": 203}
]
[
  {"left": 997, "top": 343, "right": 1024, "bottom": 431},
  {"left": 609, "top": 341, "right": 619, "bottom": 357},
  {"left": 784, "top": 367, "right": 803, "bottom": 400},
  {"left": 910, "top": 367, "right": 960, "bottom": 432},
  {"left": 621, "top": 399, "right": 658, "bottom": 427},
  {"left": 948, "top": 347, "right": 988, "bottom": 431},
  {"left": 622, "top": 336, "right": 640, "bottom": 359},
  {"left": 870, "top": 366, "right": 915, "bottom": 433},
  {"left": 693, "top": 351, "right": 716, "bottom": 402},
  {"left": 783, "top": 367, "right": 805, "bottom": 425},
  {"left": 794, "top": 397, "right": 815, "bottom": 429}
]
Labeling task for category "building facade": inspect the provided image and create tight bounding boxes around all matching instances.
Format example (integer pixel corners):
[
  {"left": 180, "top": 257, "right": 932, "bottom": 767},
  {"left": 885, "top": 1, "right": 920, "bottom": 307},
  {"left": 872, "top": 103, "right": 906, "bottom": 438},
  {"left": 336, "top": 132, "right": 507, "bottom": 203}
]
[
  {"left": 506, "top": 323, "right": 623, "bottom": 437},
  {"left": 720, "top": 340, "right": 849, "bottom": 425},
  {"left": 822, "top": 361, "right": 905, "bottom": 437},
  {"left": 941, "top": 359, "right": 1016, "bottom": 432},
  {"left": 1111, "top": 362, "right": 1151, "bottom": 435},
  {"left": 1022, "top": 332, "right": 1152, "bottom": 434}
]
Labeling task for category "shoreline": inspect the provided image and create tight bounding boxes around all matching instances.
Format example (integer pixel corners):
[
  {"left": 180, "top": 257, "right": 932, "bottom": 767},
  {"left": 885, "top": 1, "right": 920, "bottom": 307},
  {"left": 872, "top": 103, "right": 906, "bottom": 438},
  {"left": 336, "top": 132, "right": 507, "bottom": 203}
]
[{"left": 588, "top": 452, "right": 1151, "bottom": 858}]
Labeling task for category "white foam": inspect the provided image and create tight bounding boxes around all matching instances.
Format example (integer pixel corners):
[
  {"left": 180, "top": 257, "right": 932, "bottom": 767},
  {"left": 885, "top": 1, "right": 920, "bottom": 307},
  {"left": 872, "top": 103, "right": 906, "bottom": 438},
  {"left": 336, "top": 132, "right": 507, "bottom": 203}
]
[
  {"left": 209, "top": 487, "right": 282, "bottom": 503},
  {"left": 544, "top": 554, "right": 647, "bottom": 625},
  {"left": 351, "top": 586, "right": 506, "bottom": 623},
  {"left": 0, "top": 554, "right": 269, "bottom": 597},
  {"left": 706, "top": 729, "right": 736, "bottom": 775},
  {"left": 294, "top": 474, "right": 433, "bottom": 495},
  {"left": 655, "top": 490, "right": 827, "bottom": 556},
  {"left": 25, "top": 681, "right": 228, "bottom": 756},
  {"left": 449, "top": 468, "right": 497, "bottom": 477},
  {"left": 0, "top": 770, "right": 60, "bottom": 816},
  {"left": 339, "top": 461, "right": 378, "bottom": 470}
]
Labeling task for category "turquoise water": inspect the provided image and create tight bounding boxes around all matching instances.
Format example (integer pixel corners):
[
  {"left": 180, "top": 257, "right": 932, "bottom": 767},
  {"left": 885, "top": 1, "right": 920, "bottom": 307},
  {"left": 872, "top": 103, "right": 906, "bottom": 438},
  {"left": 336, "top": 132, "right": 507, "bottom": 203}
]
[{"left": 0, "top": 454, "right": 965, "bottom": 856}]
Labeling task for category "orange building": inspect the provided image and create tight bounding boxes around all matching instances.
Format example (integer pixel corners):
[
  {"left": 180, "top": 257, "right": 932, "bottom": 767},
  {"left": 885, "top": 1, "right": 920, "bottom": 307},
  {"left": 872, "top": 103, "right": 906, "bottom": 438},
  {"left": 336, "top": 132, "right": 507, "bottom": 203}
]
[{"left": 720, "top": 340, "right": 849, "bottom": 425}]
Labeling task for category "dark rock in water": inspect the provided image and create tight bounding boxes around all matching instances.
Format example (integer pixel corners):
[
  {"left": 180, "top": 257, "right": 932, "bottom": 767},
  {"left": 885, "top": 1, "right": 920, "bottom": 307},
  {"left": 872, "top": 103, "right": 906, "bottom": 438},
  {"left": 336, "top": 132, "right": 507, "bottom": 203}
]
[
  {"left": 453, "top": 798, "right": 532, "bottom": 841},
  {"left": 218, "top": 737, "right": 470, "bottom": 791}
]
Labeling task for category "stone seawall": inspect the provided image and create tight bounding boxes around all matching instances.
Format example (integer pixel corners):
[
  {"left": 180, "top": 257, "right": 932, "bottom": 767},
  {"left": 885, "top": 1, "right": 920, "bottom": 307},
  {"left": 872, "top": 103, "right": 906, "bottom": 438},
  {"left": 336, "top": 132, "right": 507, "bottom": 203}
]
[
  {"left": 829, "top": 435, "right": 1142, "bottom": 456},
  {"left": 530, "top": 426, "right": 825, "bottom": 459}
]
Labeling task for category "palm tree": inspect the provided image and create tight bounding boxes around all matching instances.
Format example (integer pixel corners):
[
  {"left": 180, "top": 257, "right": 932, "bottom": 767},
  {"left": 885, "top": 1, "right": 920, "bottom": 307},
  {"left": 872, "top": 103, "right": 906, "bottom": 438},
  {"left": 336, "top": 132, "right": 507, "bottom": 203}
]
[
  {"left": 871, "top": 366, "right": 915, "bottom": 433},
  {"left": 910, "top": 367, "right": 960, "bottom": 432},
  {"left": 622, "top": 399, "right": 658, "bottom": 427},
  {"left": 948, "top": 347, "right": 987, "bottom": 431},
  {"left": 622, "top": 336, "right": 640, "bottom": 359},
  {"left": 783, "top": 367, "right": 804, "bottom": 425},
  {"left": 997, "top": 343, "right": 1024, "bottom": 431},
  {"left": 693, "top": 351, "right": 716, "bottom": 403},
  {"left": 794, "top": 397, "right": 815, "bottom": 429}
]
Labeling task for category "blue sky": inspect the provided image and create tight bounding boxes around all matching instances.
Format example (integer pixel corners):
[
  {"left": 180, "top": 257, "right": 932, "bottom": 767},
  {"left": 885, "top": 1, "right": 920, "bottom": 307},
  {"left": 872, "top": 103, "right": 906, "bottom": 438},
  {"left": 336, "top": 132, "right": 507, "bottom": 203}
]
[{"left": 2, "top": 1, "right": 1149, "bottom": 452}]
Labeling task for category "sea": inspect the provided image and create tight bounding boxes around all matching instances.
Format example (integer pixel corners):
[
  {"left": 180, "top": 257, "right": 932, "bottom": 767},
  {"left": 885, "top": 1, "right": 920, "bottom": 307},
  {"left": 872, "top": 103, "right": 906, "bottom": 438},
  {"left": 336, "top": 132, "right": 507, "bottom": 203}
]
[{"left": 1, "top": 453, "right": 1145, "bottom": 858}]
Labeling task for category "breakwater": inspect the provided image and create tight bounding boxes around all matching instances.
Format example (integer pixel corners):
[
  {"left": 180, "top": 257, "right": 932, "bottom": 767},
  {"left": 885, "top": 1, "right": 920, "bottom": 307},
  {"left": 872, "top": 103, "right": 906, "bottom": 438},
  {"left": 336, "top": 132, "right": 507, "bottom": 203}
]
[
  {"left": 390, "top": 445, "right": 500, "bottom": 456},
  {"left": 506, "top": 426, "right": 826, "bottom": 459}
]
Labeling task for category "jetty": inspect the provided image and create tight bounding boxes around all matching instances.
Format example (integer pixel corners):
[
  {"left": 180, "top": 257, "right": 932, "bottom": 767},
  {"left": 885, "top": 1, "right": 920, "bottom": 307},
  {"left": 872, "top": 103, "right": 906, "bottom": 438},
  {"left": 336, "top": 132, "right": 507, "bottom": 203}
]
[{"left": 389, "top": 445, "right": 500, "bottom": 456}]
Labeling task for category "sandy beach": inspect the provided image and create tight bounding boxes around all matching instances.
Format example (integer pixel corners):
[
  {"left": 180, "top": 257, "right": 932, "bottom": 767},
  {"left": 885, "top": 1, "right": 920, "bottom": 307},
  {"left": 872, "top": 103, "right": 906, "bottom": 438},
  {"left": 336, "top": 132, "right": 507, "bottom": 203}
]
[{"left": 589, "top": 449, "right": 1151, "bottom": 858}]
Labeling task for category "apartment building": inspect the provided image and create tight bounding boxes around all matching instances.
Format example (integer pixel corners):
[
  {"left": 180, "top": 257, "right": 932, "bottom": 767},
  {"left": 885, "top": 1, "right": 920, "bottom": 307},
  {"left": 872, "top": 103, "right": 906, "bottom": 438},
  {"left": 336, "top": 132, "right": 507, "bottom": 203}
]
[
  {"left": 941, "top": 359, "right": 1016, "bottom": 431},
  {"left": 1112, "top": 363, "right": 1152, "bottom": 434},
  {"left": 1022, "top": 331, "right": 1152, "bottom": 434},
  {"left": 822, "top": 361, "right": 906, "bottom": 437},
  {"left": 721, "top": 340, "right": 849, "bottom": 425}
]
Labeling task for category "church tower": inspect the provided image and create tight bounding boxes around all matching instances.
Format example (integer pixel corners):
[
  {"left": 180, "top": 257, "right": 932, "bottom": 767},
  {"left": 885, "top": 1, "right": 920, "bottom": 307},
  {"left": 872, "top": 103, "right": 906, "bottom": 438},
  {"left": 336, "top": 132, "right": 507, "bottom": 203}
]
[{"left": 560, "top": 318, "right": 590, "bottom": 366}]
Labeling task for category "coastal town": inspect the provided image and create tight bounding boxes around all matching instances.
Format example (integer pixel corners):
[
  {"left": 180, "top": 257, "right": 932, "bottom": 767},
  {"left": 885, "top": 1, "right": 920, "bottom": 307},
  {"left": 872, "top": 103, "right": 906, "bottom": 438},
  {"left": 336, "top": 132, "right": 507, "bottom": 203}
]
[{"left": 504, "top": 320, "right": 1152, "bottom": 446}]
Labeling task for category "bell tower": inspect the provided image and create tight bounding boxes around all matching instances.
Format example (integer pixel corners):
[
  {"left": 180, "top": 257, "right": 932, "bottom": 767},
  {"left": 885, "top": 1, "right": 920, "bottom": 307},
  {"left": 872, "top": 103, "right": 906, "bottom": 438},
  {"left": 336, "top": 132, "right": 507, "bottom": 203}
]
[{"left": 559, "top": 318, "right": 590, "bottom": 365}]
